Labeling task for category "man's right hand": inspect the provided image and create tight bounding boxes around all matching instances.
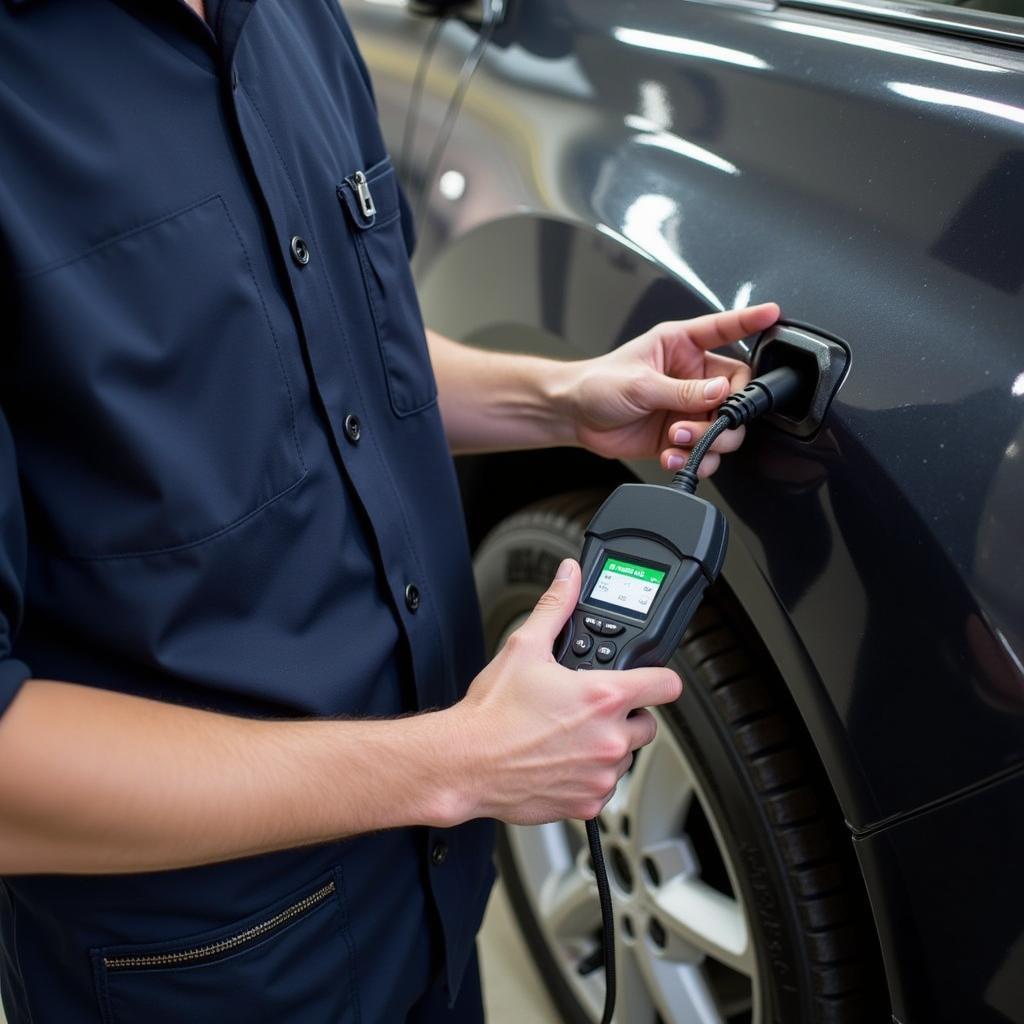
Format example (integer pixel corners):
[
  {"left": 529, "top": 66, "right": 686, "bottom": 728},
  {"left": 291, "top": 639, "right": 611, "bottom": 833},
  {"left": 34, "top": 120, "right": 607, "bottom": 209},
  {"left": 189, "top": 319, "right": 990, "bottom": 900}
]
[
  {"left": 0, "top": 559, "right": 680, "bottom": 874},
  {"left": 442, "top": 559, "right": 683, "bottom": 825}
]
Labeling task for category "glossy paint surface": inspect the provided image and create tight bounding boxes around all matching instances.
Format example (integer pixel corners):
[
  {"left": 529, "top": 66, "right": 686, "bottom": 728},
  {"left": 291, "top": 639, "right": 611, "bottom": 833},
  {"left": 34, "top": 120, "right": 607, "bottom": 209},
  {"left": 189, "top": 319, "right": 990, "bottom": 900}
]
[{"left": 349, "top": 0, "right": 1024, "bottom": 1018}]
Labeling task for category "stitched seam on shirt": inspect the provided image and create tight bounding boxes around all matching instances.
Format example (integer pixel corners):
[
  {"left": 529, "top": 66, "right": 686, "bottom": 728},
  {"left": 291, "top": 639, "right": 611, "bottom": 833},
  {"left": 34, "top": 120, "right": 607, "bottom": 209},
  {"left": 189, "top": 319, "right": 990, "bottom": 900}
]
[
  {"left": 350, "top": 233, "right": 404, "bottom": 418},
  {"left": 356, "top": 208, "right": 401, "bottom": 232},
  {"left": 56, "top": 468, "right": 308, "bottom": 562},
  {"left": 3, "top": 884, "right": 38, "bottom": 1024},
  {"left": 240, "top": 85, "right": 451, "bottom": 686},
  {"left": 332, "top": 862, "right": 363, "bottom": 1024},
  {"left": 342, "top": 185, "right": 434, "bottom": 417},
  {"left": 216, "top": 195, "right": 307, "bottom": 473},
  {"left": 17, "top": 194, "right": 222, "bottom": 280}
]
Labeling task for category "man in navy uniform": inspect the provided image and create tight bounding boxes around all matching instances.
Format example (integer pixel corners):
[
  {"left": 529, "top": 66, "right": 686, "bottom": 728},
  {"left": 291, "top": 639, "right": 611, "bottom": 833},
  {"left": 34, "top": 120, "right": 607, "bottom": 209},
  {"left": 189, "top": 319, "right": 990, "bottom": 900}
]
[{"left": 0, "top": 0, "right": 777, "bottom": 1019}]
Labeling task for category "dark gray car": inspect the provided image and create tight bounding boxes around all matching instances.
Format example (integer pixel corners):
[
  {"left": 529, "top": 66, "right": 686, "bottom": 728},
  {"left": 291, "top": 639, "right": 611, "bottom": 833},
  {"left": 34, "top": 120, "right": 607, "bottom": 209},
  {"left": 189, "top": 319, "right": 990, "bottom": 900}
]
[{"left": 349, "top": 2, "right": 1024, "bottom": 1021}]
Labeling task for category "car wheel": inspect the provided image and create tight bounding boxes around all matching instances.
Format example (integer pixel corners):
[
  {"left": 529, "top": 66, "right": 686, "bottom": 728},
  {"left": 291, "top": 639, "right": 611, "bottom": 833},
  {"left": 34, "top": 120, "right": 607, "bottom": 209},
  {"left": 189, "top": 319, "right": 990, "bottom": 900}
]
[{"left": 473, "top": 492, "right": 886, "bottom": 1024}]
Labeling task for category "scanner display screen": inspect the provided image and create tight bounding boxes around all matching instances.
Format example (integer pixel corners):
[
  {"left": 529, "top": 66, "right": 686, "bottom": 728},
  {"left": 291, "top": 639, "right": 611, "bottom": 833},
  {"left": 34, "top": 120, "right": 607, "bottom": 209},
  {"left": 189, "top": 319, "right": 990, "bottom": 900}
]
[{"left": 588, "top": 555, "right": 666, "bottom": 618}]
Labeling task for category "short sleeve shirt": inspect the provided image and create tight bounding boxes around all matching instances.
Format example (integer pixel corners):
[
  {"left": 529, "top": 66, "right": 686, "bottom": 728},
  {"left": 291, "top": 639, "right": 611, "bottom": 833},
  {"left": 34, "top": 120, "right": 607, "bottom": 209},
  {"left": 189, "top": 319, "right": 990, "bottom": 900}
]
[{"left": 0, "top": 0, "right": 492, "bottom": 1006}]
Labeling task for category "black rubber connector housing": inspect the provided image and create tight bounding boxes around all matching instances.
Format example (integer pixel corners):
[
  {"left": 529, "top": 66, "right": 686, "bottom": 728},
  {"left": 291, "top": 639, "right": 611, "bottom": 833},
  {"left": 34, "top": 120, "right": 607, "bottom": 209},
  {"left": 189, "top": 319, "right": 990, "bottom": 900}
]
[
  {"left": 672, "top": 366, "right": 804, "bottom": 493},
  {"left": 750, "top": 323, "right": 850, "bottom": 439},
  {"left": 718, "top": 366, "right": 804, "bottom": 428}
]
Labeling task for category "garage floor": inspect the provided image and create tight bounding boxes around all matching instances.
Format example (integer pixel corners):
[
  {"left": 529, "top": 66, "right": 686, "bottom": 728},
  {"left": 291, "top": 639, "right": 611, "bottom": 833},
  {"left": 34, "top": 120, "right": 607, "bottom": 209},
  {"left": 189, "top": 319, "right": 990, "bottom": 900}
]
[{"left": 479, "top": 879, "right": 563, "bottom": 1023}]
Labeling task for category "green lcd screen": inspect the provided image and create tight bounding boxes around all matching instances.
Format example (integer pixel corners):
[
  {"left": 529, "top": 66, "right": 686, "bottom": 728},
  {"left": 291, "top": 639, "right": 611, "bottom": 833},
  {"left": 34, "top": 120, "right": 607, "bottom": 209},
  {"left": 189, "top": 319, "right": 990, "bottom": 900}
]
[{"left": 588, "top": 556, "right": 666, "bottom": 618}]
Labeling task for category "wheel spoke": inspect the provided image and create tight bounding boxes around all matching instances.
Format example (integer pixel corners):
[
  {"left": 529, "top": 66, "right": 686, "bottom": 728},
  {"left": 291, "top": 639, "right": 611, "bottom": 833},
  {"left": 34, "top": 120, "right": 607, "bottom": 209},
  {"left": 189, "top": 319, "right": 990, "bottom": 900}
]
[
  {"left": 601, "top": 768, "right": 632, "bottom": 836},
  {"left": 614, "top": 941, "right": 658, "bottom": 1024},
  {"left": 628, "top": 715, "right": 697, "bottom": 848},
  {"left": 508, "top": 821, "right": 574, "bottom": 894},
  {"left": 639, "top": 836, "right": 699, "bottom": 887},
  {"left": 539, "top": 863, "right": 602, "bottom": 941},
  {"left": 635, "top": 948, "right": 728, "bottom": 1024},
  {"left": 653, "top": 875, "right": 754, "bottom": 976}
]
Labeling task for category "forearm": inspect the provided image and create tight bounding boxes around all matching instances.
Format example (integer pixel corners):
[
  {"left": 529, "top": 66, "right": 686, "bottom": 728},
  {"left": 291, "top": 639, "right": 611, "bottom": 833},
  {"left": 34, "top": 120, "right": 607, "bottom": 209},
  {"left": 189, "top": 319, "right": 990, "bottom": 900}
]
[
  {"left": 0, "top": 679, "right": 467, "bottom": 875},
  {"left": 427, "top": 329, "right": 579, "bottom": 454}
]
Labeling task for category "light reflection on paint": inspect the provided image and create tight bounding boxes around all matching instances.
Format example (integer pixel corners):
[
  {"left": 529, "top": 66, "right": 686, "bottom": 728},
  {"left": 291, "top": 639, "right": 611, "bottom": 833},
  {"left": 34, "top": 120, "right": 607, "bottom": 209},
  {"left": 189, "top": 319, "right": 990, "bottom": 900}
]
[
  {"left": 617, "top": 194, "right": 724, "bottom": 310},
  {"left": 1012, "top": 373, "right": 1024, "bottom": 397},
  {"left": 625, "top": 115, "right": 740, "bottom": 176},
  {"left": 733, "top": 281, "right": 755, "bottom": 310},
  {"left": 889, "top": 82, "right": 1024, "bottom": 126},
  {"left": 638, "top": 80, "right": 673, "bottom": 129},
  {"left": 772, "top": 20, "right": 1007, "bottom": 74},
  {"left": 438, "top": 169, "right": 467, "bottom": 201},
  {"left": 614, "top": 27, "right": 769, "bottom": 70}
]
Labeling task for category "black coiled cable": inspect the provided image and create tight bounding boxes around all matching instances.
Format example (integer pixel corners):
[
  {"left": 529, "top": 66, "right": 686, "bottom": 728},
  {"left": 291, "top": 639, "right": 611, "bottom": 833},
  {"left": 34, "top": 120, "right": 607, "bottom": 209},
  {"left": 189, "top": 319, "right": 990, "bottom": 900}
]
[
  {"left": 585, "top": 365, "right": 803, "bottom": 1021},
  {"left": 671, "top": 414, "right": 731, "bottom": 494},
  {"left": 586, "top": 817, "right": 616, "bottom": 1024}
]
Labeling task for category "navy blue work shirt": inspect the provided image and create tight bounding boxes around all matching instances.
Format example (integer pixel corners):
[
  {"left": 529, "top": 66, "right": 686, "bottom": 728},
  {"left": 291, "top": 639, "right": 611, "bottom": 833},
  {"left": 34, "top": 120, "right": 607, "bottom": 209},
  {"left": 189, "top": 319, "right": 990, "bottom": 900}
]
[{"left": 0, "top": 0, "right": 493, "bottom": 1018}]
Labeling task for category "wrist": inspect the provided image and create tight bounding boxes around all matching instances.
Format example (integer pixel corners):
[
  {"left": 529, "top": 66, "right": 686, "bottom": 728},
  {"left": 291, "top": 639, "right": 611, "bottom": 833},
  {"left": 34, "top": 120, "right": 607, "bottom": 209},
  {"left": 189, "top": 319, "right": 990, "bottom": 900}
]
[
  {"left": 401, "top": 708, "right": 482, "bottom": 829},
  {"left": 534, "top": 355, "right": 585, "bottom": 448}
]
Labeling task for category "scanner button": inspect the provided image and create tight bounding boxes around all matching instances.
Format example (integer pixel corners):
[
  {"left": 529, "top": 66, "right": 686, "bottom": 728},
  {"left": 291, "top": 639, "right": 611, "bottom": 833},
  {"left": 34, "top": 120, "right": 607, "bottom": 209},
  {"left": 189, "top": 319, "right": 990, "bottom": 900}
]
[
  {"left": 576, "top": 662, "right": 593, "bottom": 671},
  {"left": 600, "top": 622, "right": 624, "bottom": 636},
  {"left": 595, "top": 642, "right": 616, "bottom": 664},
  {"left": 583, "top": 615, "right": 604, "bottom": 634},
  {"left": 572, "top": 634, "right": 593, "bottom": 657}
]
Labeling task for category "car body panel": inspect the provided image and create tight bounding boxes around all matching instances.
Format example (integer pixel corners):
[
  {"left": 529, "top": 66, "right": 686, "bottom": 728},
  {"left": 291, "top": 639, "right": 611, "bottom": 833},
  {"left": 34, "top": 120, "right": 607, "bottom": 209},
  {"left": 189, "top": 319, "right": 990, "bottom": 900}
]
[
  {"left": 349, "top": 0, "right": 1024, "bottom": 828},
  {"left": 348, "top": 0, "right": 1024, "bottom": 1018},
  {"left": 854, "top": 765, "right": 1024, "bottom": 1023}
]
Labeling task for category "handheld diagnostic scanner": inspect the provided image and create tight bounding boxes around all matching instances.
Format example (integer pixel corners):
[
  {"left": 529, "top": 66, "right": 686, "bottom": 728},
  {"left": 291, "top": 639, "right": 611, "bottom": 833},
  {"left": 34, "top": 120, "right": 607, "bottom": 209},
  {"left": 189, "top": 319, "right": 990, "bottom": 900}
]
[
  {"left": 554, "top": 483, "right": 728, "bottom": 672},
  {"left": 552, "top": 363, "right": 808, "bottom": 1024}
]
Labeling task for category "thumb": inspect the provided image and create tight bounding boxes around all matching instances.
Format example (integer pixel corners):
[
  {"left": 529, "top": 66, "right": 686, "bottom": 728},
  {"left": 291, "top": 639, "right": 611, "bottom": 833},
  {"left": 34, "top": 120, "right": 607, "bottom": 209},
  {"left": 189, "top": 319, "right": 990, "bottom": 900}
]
[
  {"left": 517, "top": 559, "right": 581, "bottom": 649},
  {"left": 643, "top": 372, "right": 729, "bottom": 414}
]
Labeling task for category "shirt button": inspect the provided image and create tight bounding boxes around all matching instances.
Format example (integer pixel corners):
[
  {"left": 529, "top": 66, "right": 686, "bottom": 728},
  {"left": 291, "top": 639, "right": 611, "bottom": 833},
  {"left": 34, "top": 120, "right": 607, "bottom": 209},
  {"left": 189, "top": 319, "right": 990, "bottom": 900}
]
[
  {"left": 344, "top": 414, "right": 361, "bottom": 444},
  {"left": 431, "top": 841, "right": 448, "bottom": 865},
  {"left": 405, "top": 583, "right": 420, "bottom": 613},
  {"left": 290, "top": 235, "right": 310, "bottom": 266}
]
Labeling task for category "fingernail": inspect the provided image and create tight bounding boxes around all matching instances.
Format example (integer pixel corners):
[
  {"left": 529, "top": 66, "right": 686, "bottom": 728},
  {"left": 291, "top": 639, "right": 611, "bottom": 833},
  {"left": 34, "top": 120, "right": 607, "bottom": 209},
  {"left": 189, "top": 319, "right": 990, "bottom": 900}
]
[
  {"left": 555, "top": 559, "right": 574, "bottom": 580},
  {"left": 666, "top": 455, "right": 684, "bottom": 470},
  {"left": 673, "top": 428, "right": 692, "bottom": 445},
  {"left": 704, "top": 377, "right": 727, "bottom": 399}
]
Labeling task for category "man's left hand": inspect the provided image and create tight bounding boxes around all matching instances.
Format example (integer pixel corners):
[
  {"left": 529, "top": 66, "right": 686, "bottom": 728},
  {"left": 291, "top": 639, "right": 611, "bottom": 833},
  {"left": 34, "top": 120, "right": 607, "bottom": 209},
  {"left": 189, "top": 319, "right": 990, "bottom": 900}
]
[{"left": 568, "top": 303, "right": 780, "bottom": 479}]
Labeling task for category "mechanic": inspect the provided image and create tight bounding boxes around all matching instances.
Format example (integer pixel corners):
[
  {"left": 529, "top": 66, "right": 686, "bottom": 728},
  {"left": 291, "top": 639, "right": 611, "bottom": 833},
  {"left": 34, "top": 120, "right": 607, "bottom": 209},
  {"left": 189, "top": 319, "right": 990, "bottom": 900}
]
[{"left": 0, "top": 1, "right": 779, "bottom": 1021}]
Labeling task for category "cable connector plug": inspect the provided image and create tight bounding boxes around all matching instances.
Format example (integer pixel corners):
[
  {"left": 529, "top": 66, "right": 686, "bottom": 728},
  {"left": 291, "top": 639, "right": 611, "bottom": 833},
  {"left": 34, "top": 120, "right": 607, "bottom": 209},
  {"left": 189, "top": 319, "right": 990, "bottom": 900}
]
[
  {"left": 671, "top": 365, "right": 804, "bottom": 494},
  {"left": 718, "top": 366, "right": 803, "bottom": 428}
]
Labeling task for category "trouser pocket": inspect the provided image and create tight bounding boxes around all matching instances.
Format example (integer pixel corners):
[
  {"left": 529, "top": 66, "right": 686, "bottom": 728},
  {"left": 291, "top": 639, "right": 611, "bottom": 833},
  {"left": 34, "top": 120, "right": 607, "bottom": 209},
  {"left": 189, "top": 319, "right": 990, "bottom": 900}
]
[{"left": 92, "top": 870, "right": 357, "bottom": 1024}]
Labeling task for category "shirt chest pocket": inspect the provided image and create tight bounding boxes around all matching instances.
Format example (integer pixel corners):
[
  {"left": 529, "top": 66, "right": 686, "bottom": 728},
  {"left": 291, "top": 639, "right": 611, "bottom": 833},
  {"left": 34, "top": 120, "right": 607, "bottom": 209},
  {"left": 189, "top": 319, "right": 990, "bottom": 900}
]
[
  {"left": 337, "top": 158, "right": 438, "bottom": 418},
  {"left": 16, "top": 195, "right": 306, "bottom": 560}
]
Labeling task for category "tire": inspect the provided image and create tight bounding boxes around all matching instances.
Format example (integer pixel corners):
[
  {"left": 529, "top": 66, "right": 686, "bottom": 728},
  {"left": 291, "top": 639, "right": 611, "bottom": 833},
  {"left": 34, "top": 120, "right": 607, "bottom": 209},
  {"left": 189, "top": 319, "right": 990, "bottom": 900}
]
[{"left": 473, "top": 492, "right": 887, "bottom": 1024}]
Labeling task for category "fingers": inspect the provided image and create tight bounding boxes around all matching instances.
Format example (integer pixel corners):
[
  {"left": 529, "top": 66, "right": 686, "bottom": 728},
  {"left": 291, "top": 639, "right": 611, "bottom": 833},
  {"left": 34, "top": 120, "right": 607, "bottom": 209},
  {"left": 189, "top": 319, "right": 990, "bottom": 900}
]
[
  {"left": 512, "top": 559, "right": 581, "bottom": 649},
  {"left": 680, "top": 303, "right": 780, "bottom": 352},
  {"left": 705, "top": 351, "right": 751, "bottom": 393},
  {"left": 661, "top": 408, "right": 746, "bottom": 479},
  {"left": 666, "top": 420, "right": 746, "bottom": 455},
  {"left": 614, "top": 667, "right": 683, "bottom": 710},
  {"left": 639, "top": 371, "right": 733, "bottom": 415},
  {"left": 624, "top": 708, "right": 658, "bottom": 751},
  {"left": 662, "top": 449, "right": 720, "bottom": 478},
  {"left": 637, "top": 347, "right": 752, "bottom": 417}
]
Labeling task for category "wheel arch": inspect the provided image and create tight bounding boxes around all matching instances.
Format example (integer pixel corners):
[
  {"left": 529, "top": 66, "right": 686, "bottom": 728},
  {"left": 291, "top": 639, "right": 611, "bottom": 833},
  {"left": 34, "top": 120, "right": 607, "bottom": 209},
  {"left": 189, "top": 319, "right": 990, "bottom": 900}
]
[{"left": 423, "top": 208, "right": 890, "bottom": 1002}]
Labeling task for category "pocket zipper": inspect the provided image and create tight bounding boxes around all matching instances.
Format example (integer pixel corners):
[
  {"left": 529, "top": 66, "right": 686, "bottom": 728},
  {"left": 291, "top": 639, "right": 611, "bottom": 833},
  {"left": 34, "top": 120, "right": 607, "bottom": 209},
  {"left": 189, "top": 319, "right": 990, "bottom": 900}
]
[
  {"left": 103, "top": 880, "right": 336, "bottom": 971},
  {"left": 348, "top": 170, "right": 376, "bottom": 220}
]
